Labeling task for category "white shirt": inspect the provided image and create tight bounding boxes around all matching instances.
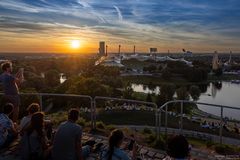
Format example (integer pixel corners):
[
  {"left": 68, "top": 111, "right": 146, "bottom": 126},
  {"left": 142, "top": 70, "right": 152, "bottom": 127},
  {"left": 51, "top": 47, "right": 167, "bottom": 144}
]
[{"left": 20, "top": 115, "right": 31, "bottom": 130}]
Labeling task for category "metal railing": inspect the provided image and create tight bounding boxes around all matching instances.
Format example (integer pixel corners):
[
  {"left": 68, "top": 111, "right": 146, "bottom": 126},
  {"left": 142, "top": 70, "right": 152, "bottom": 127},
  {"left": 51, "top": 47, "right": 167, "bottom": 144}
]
[
  {"left": 158, "top": 100, "right": 240, "bottom": 145},
  {"left": 1, "top": 93, "right": 240, "bottom": 145},
  {"left": 94, "top": 96, "right": 158, "bottom": 131}
]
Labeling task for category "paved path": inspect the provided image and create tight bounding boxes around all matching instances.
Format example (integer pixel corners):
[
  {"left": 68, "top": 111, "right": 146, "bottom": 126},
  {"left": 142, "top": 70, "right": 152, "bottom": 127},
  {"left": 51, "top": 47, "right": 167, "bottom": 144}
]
[{"left": 115, "top": 125, "right": 240, "bottom": 146}]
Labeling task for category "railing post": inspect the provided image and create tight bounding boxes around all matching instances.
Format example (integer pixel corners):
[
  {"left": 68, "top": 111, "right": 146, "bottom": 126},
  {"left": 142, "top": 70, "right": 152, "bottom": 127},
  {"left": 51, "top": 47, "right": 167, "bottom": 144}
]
[
  {"left": 155, "top": 109, "right": 158, "bottom": 137},
  {"left": 180, "top": 101, "right": 183, "bottom": 134},
  {"left": 39, "top": 94, "right": 43, "bottom": 111},
  {"left": 220, "top": 106, "right": 223, "bottom": 145},
  {"left": 90, "top": 98, "right": 94, "bottom": 130},
  {"left": 93, "top": 98, "right": 96, "bottom": 130},
  {"left": 158, "top": 109, "right": 161, "bottom": 140},
  {"left": 165, "top": 104, "right": 168, "bottom": 138}
]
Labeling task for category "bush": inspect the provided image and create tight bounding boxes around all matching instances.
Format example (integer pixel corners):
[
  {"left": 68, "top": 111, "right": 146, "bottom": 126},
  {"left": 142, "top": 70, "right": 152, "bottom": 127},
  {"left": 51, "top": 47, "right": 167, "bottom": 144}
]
[
  {"left": 214, "top": 144, "right": 238, "bottom": 155},
  {"left": 147, "top": 134, "right": 156, "bottom": 143},
  {"left": 106, "top": 125, "right": 116, "bottom": 131},
  {"left": 206, "top": 141, "right": 214, "bottom": 148},
  {"left": 152, "top": 136, "right": 166, "bottom": 150},
  {"left": 77, "top": 118, "right": 86, "bottom": 128},
  {"left": 142, "top": 128, "right": 152, "bottom": 134},
  {"left": 96, "top": 121, "right": 105, "bottom": 129},
  {"left": 189, "top": 85, "right": 201, "bottom": 101}
]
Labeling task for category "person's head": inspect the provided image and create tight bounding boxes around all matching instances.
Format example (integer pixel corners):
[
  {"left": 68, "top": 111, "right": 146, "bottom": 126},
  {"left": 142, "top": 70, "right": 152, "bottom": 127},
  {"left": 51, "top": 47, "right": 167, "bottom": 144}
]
[
  {"left": 68, "top": 108, "right": 79, "bottom": 122},
  {"left": 27, "top": 112, "right": 45, "bottom": 136},
  {"left": 107, "top": 129, "right": 124, "bottom": 160},
  {"left": 167, "top": 135, "right": 189, "bottom": 159},
  {"left": 27, "top": 103, "right": 40, "bottom": 115},
  {"left": 1, "top": 62, "right": 12, "bottom": 72},
  {"left": 3, "top": 103, "right": 14, "bottom": 116}
]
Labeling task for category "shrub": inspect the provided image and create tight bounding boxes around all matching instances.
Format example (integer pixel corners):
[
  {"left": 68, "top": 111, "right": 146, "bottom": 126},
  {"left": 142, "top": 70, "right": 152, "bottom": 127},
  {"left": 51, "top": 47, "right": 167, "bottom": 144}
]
[
  {"left": 147, "top": 134, "right": 156, "bottom": 143},
  {"left": 96, "top": 121, "right": 105, "bottom": 129},
  {"left": 106, "top": 125, "right": 116, "bottom": 131},
  {"left": 206, "top": 141, "right": 214, "bottom": 148},
  {"left": 214, "top": 144, "right": 237, "bottom": 155},
  {"left": 142, "top": 128, "right": 152, "bottom": 134},
  {"left": 77, "top": 118, "right": 86, "bottom": 128},
  {"left": 152, "top": 136, "right": 166, "bottom": 150}
]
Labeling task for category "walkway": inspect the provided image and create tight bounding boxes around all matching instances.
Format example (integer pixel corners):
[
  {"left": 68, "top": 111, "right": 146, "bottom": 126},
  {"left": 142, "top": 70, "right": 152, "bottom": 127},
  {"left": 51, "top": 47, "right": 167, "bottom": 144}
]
[{"left": 115, "top": 125, "right": 240, "bottom": 146}]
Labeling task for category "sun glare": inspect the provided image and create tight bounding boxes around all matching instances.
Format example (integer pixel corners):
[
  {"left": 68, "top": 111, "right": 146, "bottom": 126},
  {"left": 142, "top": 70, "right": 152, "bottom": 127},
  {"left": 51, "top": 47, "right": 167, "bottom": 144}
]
[{"left": 70, "top": 40, "right": 80, "bottom": 49}]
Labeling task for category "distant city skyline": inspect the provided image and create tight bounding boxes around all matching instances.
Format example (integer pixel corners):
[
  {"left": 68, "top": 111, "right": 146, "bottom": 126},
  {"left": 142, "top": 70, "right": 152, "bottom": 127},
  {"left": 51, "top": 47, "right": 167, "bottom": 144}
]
[{"left": 0, "top": 0, "right": 240, "bottom": 53}]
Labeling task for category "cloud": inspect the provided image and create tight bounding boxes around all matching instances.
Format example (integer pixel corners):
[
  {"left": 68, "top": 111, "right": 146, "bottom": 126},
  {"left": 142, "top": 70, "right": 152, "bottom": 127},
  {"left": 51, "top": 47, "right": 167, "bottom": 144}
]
[
  {"left": 0, "top": 0, "right": 240, "bottom": 52},
  {"left": 113, "top": 5, "right": 123, "bottom": 21}
]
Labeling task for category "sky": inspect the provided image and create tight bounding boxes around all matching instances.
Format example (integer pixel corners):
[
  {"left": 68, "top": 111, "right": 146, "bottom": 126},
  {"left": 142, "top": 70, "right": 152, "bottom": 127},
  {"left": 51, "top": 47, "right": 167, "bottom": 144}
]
[{"left": 0, "top": 0, "right": 240, "bottom": 53}]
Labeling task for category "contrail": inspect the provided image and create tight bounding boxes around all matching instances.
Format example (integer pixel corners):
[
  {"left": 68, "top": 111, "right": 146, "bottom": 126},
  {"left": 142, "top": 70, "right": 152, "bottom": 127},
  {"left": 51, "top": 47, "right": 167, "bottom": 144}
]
[{"left": 113, "top": 5, "right": 123, "bottom": 21}]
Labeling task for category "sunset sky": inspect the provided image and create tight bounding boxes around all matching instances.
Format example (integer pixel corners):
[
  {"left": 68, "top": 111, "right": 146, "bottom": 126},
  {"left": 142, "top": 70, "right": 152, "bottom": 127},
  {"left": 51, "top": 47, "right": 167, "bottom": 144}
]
[{"left": 0, "top": 0, "right": 240, "bottom": 53}]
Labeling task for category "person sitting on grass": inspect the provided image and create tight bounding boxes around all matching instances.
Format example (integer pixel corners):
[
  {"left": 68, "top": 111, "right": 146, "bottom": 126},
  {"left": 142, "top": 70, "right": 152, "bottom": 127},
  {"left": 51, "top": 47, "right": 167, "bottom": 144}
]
[
  {"left": 52, "top": 108, "right": 92, "bottom": 160},
  {"left": 101, "top": 129, "right": 137, "bottom": 160},
  {"left": 0, "top": 103, "right": 18, "bottom": 148},
  {"left": 164, "top": 135, "right": 190, "bottom": 160},
  {"left": 20, "top": 103, "right": 40, "bottom": 133},
  {"left": 20, "top": 112, "right": 50, "bottom": 160}
]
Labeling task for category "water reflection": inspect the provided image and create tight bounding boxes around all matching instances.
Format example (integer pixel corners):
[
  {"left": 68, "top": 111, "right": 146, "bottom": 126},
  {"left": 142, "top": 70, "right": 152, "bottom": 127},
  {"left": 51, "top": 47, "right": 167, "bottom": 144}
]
[
  {"left": 60, "top": 73, "right": 67, "bottom": 84},
  {"left": 131, "top": 82, "right": 240, "bottom": 120}
]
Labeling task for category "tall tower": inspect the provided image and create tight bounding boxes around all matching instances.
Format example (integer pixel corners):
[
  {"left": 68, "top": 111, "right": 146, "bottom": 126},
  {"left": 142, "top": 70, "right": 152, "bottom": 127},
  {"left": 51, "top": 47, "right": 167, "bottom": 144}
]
[
  {"left": 105, "top": 45, "right": 108, "bottom": 56},
  {"left": 118, "top": 45, "right": 121, "bottom": 55},
  {"left": 228, "top": 51, "right": 232, "bottom": 64},
  {"left": 212, "top": 51, "right": 219, "bottom": 70},
  {"left": 133, "top": 45, "right": 136, "bottom": 54},
  {"left": 99, "top": 41, "right": 105, "bottom": 56}
]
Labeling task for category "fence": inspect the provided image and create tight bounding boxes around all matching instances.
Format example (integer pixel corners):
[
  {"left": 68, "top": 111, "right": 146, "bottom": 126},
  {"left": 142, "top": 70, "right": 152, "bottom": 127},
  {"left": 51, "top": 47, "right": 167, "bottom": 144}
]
[
  {"left": 158, "top": 100, "right": 240, "bottom": 145},
  {"left": 1, "top": 93, "right": 240, "bottom": 145}
]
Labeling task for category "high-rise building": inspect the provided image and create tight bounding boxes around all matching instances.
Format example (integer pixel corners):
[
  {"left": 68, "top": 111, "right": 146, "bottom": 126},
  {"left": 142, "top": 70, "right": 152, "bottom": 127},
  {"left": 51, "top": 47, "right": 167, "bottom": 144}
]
[
  {"left": 106, "top": 45, "right": 108, "bottom": 56},
  {"left": 212, "top": 51, "right": 219, "bottom": 70},
  {"left": 99, "top": 41, "right": 105, "bottom": 56}
]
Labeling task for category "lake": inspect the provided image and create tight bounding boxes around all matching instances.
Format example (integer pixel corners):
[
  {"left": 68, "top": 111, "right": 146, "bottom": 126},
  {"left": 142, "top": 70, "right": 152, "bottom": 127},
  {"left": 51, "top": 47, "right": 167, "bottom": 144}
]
[{"left": 131, "top": 82, "right": 240, "bottom": 120}]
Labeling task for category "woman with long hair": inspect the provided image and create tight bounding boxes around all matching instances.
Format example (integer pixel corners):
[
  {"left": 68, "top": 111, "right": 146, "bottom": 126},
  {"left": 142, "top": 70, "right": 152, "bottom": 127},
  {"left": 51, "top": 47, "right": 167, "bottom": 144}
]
[
  {"left": 102, "top": 129, "right": 136, "bottom": 160},
  {"left": 20, "top": 112, "right": 49, "bottom": 160}
]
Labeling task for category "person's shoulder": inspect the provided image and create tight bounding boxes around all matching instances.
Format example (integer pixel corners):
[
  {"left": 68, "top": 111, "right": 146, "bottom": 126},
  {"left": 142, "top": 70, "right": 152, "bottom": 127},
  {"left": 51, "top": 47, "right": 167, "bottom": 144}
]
[{"left": 72, "top": 123, "right": 82, "bottom": 132}]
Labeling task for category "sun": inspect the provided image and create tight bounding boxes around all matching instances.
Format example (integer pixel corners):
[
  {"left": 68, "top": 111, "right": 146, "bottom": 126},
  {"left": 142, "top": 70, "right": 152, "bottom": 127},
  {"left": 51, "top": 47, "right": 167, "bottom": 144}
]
[{"left": 70, "top": 40, "right": 80, "bottom": 49}]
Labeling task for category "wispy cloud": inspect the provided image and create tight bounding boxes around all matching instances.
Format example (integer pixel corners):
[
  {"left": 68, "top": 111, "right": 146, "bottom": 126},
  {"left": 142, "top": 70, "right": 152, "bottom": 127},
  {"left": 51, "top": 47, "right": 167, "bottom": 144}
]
[
  {"left": 113, "top": 5, "right": 123, "bottom": 21},
  {"left": 0, "top": 0, "right": 240, "bottom": 52}
]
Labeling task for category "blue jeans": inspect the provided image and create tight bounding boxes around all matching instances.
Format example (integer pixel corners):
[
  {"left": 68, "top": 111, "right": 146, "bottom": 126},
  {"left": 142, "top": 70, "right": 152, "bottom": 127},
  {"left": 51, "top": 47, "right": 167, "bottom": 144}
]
[{"left": 82, "top": 145, "right": 91, "bottom": 158}]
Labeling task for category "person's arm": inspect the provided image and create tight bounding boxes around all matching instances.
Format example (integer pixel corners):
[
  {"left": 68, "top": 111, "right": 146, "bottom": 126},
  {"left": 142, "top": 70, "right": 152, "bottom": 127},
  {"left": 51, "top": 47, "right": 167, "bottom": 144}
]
[
  {"left": 132, "top": 142, "right": 137, "bottom": 160},
  {"left": 14, "top": 68, "right": 24, "bottom": 84},
  {"left": 8, "top": 121, "right": 18, "bottom": 136}
]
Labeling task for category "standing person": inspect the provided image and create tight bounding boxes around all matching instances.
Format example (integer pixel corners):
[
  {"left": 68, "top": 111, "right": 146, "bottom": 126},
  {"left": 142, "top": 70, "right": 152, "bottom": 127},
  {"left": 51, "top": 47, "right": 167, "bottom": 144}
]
[
  {"left": 0, "top": 103, "right": 18, "bottom": 148},
  {"left": 0, "top": 61, "right": 23, "bottom": 122},
  {"left": 101, "top": 129, "right": 137, "bottom": 160},
  {"left": 52, "top": 108, "right": 91, "bottom": 160},
  {"left": 20, "top": 112, "right": 50, "bottom": 160}
]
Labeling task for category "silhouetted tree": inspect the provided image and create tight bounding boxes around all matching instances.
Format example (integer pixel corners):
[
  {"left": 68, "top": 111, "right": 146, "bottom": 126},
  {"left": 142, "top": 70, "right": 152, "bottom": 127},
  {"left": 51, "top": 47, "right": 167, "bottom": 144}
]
[
  {"left": 189, "top": 85, "right": 201, "bottom": 101},
  {"left": 146, "top": 93, "right": 152, "bottom": 102}
]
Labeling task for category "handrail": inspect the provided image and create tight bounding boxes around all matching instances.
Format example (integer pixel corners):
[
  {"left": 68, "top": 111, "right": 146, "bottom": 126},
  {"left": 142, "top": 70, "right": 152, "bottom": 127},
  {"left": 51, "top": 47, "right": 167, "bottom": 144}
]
[
  {"left": 158, "top": 99, "right": 240, "bottom": 145},
  {"left": 1, "top": 92, "right": 239, "bottom": 144},
  {"left": 94, "top": 96, "right": 159, "bottom": 134},
  {"left": 159, "top": 100, "right": 240, "bottom": 111}
]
